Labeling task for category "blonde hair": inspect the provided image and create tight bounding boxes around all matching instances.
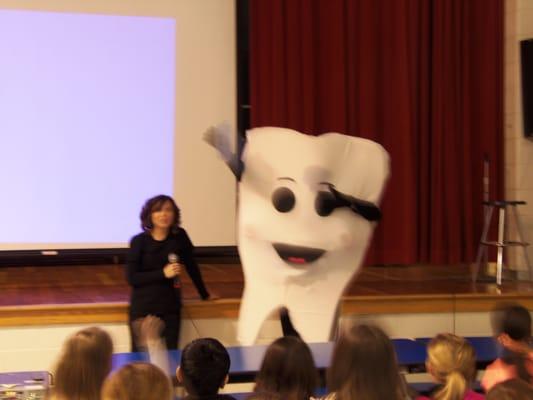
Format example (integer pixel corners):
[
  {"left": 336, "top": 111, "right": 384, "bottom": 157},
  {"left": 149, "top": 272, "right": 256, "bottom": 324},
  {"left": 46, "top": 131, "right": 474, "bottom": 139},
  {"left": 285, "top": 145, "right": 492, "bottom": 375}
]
[
  {"left": 101, "top": 362, "right": 172, "bottom": 400},
  {"left": 52, "top": 327, "right": 113, "bottom": 400},
  {"left": 426, "top": 333, "right": 476, "bottom": 400}
]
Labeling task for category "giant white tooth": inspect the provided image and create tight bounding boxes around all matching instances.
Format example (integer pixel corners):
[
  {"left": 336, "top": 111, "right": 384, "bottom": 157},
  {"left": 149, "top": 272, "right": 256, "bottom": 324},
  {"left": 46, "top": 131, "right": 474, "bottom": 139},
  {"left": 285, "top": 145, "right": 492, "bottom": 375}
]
[{"left": 235, "top": 127, "right": 390, "bottom": 344}]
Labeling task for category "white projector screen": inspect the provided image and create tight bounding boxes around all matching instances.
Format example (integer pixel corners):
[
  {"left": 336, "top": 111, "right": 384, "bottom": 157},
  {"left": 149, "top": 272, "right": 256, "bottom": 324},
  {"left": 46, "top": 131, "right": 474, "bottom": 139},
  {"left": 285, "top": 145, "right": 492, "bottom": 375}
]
[{"left": 0, "top": 1, "right": 237, "bottom": 250}]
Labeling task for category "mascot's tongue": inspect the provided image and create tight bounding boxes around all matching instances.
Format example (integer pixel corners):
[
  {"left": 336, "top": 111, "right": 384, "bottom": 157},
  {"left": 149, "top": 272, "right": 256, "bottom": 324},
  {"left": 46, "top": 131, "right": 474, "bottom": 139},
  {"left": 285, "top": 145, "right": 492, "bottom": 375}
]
[{"left": 288, "top": 257, "right": 306, "bottom": 264}]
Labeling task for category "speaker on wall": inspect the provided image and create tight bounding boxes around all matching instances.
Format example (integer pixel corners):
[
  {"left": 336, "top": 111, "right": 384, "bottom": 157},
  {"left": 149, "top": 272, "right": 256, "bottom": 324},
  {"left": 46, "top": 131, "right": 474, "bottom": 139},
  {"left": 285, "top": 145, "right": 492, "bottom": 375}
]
[{"left": 521, "top": 39, "right": 533, "bottom": 139}]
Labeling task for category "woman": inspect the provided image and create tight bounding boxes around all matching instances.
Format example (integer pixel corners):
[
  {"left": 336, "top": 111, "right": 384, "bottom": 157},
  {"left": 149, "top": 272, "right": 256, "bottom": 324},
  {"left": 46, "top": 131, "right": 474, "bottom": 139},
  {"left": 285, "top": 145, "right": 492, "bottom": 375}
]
[
  {"left": 324, "top": 323, "right": 408, "bottom": 400},
  {"left": 248, "top": 336, "right": 319, "bottom": 400},
  {"left": 418, "top": 333, "right": 483, "bottom": 400},
  {"left": 127, "top": 194, "right": 212, "bottom": 351},
  {"left": 50, "top": 327, "right": 113, "bottom": 400}
]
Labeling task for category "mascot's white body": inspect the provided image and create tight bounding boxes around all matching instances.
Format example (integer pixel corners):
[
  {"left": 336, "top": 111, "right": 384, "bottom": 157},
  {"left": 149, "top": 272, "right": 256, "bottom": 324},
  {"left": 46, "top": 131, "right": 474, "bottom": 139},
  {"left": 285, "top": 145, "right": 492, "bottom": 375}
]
[{"left": 205, "top": 125, "right": 390, "bottom": 344}]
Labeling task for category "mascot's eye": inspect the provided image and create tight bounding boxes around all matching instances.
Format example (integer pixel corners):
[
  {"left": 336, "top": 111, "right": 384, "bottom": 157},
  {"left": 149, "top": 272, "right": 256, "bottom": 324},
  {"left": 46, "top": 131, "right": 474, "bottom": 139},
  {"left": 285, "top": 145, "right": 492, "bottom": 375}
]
[
  {"left": 272, "top": 187, "right": 295, "bottom": 213},
  {"left": 315, "top": 191, "right": 337, "bottom": 217}
]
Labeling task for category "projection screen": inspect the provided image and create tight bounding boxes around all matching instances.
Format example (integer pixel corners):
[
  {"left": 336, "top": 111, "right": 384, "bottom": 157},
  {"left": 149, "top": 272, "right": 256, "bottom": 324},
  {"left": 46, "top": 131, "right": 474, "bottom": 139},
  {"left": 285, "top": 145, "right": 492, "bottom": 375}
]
[{"left": 0, "top": 0, "right": 237, "bottom": 251}]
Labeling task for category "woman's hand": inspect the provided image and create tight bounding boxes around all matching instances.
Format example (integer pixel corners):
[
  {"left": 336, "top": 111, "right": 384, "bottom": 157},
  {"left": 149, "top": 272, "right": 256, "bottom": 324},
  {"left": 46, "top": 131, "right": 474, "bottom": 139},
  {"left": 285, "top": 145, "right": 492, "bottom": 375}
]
[{"left": 163, "top": 262, "right": 181, "bottom": 278}]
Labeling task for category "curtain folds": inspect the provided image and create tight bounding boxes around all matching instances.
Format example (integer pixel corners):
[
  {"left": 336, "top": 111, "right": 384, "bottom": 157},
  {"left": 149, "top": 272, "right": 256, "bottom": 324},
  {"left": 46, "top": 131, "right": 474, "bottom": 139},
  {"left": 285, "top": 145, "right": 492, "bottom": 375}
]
[{"left": 249, "top": 0, "right": 503, "bottom": 265}]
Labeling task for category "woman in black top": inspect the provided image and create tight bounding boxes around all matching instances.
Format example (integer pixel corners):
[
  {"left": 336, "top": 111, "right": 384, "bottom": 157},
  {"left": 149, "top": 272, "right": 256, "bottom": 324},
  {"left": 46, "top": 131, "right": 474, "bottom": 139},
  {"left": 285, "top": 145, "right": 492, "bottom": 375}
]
[{"left": 127, "top": 194, "right": 211, "bottom": 351}]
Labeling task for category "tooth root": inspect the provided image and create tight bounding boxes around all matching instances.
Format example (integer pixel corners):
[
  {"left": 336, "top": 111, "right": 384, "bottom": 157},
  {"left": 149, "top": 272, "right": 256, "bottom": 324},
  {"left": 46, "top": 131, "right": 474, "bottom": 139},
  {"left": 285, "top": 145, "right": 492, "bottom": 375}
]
[
  {"left": 285, "top": 310, "right": 337, "bottom": 342},
  {"left": 237, "top": 276, "right": 346, "bottom": 344},
  {"left": 284, "top": 280, "right": 345, "bottom": 342},
  {"left": 237, "top": 286, "right": 281, "bottom": 345}
]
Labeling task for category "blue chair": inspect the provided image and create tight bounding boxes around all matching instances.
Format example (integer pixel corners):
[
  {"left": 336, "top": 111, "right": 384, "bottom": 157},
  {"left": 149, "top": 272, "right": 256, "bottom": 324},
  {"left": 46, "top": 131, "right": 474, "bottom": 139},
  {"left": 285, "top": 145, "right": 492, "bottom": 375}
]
[{"left": 113, "top": 339, "right": 428, "bottom": 381}]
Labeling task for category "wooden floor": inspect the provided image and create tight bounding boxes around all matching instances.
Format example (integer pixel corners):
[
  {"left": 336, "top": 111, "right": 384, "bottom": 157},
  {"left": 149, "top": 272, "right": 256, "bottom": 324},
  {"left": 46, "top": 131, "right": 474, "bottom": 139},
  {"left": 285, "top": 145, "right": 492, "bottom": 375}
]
[{"left": 1, "top": 263, "right": 533, "bottom": 326}]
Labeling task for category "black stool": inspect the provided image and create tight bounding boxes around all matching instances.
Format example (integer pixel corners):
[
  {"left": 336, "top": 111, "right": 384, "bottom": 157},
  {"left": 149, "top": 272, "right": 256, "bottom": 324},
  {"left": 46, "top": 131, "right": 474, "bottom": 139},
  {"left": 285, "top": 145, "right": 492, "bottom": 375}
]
[{"left": 473, "top": 200, "right": 531, "bottom": 285}]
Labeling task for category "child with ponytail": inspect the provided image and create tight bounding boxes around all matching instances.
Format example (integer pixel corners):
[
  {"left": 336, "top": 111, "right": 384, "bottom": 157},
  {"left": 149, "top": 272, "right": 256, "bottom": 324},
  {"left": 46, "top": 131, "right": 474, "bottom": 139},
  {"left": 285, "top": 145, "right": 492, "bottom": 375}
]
[{"left": 418, "top": 333, "right": 483, "bottom": 400}]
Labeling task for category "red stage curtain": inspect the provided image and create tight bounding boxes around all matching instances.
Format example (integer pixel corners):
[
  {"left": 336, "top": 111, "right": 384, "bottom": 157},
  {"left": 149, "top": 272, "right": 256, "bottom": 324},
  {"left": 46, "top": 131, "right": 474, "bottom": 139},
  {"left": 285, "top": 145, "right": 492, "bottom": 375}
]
[{"left": 249, "top": 0, "right": 503, "bottom": 265}]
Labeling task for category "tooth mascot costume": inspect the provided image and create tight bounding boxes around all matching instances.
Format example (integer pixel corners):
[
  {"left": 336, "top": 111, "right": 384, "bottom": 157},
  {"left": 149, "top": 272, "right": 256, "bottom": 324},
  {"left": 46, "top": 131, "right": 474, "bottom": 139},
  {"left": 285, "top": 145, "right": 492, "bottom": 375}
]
[{"left": 204, "top": 123, "right": 390, "bottom": 344}]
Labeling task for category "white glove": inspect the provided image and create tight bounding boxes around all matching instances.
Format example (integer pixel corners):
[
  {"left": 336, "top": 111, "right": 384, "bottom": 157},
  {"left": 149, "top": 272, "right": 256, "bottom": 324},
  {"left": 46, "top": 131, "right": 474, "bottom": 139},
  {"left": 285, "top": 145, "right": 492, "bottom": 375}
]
[{"left": 203, "top": 121, "right": 234, "bottom": 163}]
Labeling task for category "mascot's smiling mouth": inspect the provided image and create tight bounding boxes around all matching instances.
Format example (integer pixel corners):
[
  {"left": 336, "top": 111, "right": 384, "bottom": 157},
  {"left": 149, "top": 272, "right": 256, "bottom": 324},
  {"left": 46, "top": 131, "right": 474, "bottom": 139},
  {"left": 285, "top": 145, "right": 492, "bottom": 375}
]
[{"left": 272, "top": 243, "right": 325, "bottom": 265}]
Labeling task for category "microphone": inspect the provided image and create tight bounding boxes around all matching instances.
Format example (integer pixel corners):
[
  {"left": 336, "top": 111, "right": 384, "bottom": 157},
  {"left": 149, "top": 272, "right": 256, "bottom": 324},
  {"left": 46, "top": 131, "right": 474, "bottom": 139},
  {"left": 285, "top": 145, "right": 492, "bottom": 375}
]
[
  {"left": 168, "top": 253, "right": 181, "bottom": 289},
  {"left": 168, "top": 252, "right": 178, "bottom": 264}
]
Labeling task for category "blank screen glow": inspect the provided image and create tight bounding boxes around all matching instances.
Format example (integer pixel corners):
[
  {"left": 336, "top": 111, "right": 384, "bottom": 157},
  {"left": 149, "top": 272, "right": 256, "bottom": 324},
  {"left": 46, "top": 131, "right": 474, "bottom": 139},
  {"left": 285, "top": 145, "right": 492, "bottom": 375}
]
[{"left": 0, "top": 10, "right": 176, "bottom": 248}]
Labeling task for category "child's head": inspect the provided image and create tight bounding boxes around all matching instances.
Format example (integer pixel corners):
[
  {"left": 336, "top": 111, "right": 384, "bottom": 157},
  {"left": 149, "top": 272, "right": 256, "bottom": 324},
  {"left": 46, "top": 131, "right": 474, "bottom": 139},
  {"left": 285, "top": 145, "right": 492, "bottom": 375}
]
[
  {"left": 426, "top": 333, "right": 476, "bottom": 400},
  {"left": 486, "top": 378, "right": 533, "bottom": 400},
  {"left": 491, "top": 302, "right": 533, "bottom": 383},
  {"left": 254, "top": 336, "right": 318, "bottom": 400},
  {"left": 492, "top": 302, "right": 532, "bottom": 343},
  {"left": 178, "top": 338, "right": 231, "bottom": 397},
  {"left": 327, "top": 323, "right": 406, "bottom": 400},
  {"left": 53, "top": 327, "right": 113, "bottom": 400},
  {"left": 101, "top": 362, "right": 172, "bottom": 400}
]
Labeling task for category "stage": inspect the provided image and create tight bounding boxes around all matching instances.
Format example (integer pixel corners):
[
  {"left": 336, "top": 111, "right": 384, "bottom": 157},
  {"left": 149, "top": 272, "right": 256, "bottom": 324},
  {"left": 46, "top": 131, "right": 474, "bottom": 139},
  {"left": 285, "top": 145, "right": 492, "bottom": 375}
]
[
  {"left": 1, "top": 262, "right": 533, "bottom": 373},
  {"left": 1, "top": 263, "right": 532, "bottom": 327}
]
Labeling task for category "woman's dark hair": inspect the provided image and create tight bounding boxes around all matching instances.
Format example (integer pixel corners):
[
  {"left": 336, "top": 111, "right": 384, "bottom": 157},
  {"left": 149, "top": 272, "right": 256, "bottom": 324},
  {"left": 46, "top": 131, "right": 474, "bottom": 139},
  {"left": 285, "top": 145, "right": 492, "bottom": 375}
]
[
  {"left": 491, "top": 302, "right": 533, "bottom": 383},
  {"left": 327, "top": 323, "right": 407, "bottom": 400},
  {"left": 180, "top": 338, "right": 231, "bottom": 397},
  {"left": 140, "top": 194, "right": 181, "bottom": 232},
  {"left": 252, "top": 336, "right": 318, "bottom": 400}
]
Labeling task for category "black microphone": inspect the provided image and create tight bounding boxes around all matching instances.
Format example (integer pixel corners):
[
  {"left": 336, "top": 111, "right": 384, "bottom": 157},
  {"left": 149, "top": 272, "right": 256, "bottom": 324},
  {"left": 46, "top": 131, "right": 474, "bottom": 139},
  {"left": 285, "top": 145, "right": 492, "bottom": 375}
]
[{"left": 168, "top": 253, "right": 181, "bottom": 289}]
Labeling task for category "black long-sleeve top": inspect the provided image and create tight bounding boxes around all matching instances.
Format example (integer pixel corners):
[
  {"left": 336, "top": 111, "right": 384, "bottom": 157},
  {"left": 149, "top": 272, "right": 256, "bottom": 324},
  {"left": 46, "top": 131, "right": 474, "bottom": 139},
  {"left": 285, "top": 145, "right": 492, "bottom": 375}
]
[{"left": 127, "top": 228, "right": 209, "bottom": 317}]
